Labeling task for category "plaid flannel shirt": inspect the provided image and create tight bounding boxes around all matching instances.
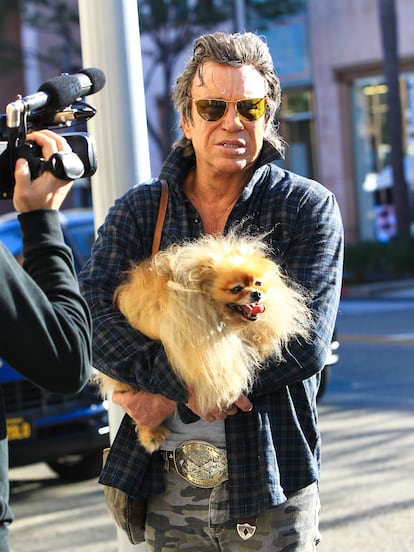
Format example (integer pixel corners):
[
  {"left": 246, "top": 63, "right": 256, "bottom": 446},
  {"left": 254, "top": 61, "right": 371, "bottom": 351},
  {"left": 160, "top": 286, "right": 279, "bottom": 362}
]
[{"left": 79, "top": 140, "right": 344, "bottom": 519}]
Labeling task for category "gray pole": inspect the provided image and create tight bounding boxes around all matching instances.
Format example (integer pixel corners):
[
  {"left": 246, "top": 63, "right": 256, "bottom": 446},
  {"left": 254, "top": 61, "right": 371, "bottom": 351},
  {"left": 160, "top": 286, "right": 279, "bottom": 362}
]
[
  {"left": 235, "top": 0, "right": 247, "bottom": 31},
  {"left": 78, "top": 0, "right": 150, "bottom": 550}
]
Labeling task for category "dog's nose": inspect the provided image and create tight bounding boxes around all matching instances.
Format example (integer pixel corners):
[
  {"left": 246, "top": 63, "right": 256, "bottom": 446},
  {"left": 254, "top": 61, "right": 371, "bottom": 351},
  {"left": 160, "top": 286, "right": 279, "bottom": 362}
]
[{"left": 250, "top": 290, "right": 262, "bottom": 302}]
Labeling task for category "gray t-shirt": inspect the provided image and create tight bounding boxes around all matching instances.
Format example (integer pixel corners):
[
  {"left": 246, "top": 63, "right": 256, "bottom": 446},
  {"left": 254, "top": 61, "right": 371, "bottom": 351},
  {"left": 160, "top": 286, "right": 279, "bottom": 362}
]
[{"left": 162, "top": 410, "right": 226, "bottom": 450}]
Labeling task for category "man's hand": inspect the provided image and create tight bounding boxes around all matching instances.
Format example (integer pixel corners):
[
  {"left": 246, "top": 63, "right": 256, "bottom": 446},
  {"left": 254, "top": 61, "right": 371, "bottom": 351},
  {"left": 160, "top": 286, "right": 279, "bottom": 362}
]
[
  {"left": 186, "top": 392, "right": 253, "bottom": 422},
  {"left": 13, "top": 130, "right": 74, "bottom": 213},
  {"left": 112, "top": 390, "right": 176, "bottom": 428}
]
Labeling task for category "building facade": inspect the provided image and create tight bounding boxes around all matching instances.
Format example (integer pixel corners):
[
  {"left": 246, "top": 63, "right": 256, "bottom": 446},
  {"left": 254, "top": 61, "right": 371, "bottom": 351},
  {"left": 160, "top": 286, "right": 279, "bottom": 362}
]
[{"left": 307, "top": 0, "right": 414, "bottom": 243}]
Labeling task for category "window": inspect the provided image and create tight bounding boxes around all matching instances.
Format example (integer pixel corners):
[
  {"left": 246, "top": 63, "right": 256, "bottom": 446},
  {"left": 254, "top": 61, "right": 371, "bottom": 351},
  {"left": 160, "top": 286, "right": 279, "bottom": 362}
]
[
  {"left": 278, "top": 90, "right": 316, "bottom": 179},
  {"left": 352, "top": 74, "right": 414, "bottom": 240}
]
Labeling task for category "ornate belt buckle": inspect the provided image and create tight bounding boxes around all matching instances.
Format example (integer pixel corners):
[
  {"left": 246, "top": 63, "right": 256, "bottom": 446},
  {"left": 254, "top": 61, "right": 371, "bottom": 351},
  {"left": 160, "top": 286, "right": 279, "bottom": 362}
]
[{"left": 173, "top": 440, "right": 228, "bottom": 489}]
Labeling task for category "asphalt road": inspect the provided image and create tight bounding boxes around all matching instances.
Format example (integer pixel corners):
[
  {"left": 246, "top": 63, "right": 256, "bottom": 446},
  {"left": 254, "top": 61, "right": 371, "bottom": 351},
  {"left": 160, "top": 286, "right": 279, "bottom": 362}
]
[
  {"left": 317, "top": 297, "right": 414, "bottom": 552},
  {"left": 8, "top": 297, "right": 414, "bottom": 551}
]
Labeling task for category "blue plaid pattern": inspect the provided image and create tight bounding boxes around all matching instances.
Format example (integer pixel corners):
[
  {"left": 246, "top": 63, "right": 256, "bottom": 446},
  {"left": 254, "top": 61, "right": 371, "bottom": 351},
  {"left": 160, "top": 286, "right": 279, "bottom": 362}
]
[{"left": 79, "top": 140, "right": 344, "bottom": 519}]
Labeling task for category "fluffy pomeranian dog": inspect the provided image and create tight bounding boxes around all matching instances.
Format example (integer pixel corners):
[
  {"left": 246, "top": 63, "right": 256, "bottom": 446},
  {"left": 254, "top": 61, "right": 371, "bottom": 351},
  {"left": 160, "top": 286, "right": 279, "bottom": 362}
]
[{"left": 95, "top": 232, "right": 311, "bottom": 453}]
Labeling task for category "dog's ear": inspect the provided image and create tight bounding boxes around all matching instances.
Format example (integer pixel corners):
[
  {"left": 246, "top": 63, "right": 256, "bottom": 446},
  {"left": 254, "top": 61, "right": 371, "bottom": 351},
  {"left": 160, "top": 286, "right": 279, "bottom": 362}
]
[
  {"left": 188, "top": 261, "right": 216, "bottom": 291},
  {"left": 153, "top": 251, "right": 174, "bottom": 277}
]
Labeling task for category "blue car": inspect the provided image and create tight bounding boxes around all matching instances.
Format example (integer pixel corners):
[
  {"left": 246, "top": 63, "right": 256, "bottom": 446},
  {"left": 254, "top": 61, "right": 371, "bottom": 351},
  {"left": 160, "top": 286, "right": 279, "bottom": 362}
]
[{"left": 0, "top": 209, "right": 109, "bottom": 480}]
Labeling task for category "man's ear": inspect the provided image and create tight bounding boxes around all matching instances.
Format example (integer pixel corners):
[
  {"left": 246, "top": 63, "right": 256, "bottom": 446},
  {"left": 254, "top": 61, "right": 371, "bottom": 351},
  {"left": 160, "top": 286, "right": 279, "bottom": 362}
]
[{"left": 180, "top": 113, "right": 192, "bottom": 140}]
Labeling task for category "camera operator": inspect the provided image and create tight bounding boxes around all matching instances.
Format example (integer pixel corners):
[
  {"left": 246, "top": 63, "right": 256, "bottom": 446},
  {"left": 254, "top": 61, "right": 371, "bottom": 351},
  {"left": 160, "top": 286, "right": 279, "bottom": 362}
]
[{"left": 0, "top": 129, "right": 92, "bottom": 551}]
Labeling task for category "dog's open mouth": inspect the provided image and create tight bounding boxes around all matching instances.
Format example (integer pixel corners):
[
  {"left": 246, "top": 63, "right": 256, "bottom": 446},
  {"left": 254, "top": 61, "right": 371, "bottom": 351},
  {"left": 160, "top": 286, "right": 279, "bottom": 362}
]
[{"left": 228, "top": 303, "right": 265, "bottom": 321}]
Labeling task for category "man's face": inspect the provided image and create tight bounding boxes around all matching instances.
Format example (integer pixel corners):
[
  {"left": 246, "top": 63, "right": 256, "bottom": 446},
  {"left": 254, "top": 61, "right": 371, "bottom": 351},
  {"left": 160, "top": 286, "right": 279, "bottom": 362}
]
[{"left": 181, "top": 61, "right": 267, "bottom": 176}]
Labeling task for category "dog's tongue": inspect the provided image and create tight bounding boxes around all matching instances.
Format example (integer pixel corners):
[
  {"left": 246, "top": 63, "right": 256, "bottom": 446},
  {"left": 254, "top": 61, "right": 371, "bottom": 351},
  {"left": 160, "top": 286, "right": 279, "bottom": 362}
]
[{"left": 243, "top": 303, "right": 265, "bottom": 317}]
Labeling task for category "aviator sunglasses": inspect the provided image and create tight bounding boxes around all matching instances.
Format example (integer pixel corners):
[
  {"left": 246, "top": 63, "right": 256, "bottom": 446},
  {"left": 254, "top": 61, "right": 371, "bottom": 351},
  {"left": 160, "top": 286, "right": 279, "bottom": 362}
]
[{"left": 190, "top": 96, "right": 267, "bottom": 122}]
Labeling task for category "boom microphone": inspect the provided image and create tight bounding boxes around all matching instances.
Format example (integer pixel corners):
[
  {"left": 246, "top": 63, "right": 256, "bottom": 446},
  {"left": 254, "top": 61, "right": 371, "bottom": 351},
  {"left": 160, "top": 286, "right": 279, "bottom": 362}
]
[{"left": 5, "top": 67, "right": 106, "bottom": 131}]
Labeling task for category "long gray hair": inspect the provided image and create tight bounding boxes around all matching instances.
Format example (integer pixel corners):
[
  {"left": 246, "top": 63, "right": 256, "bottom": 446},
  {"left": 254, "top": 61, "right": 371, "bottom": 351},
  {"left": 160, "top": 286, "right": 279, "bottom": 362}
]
[{"left": 172, "top": 32, "right": 285, "bottom": 158}]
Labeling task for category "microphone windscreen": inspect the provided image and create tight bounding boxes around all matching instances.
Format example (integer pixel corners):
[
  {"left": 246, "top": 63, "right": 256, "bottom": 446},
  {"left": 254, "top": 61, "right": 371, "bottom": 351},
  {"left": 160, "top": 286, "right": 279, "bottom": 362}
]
[
  {"left": 38, "top": 74, "right": 88, "bottom": 108},
  {"left": 79, "top": 68, "right": 106, "bottom": 94}
]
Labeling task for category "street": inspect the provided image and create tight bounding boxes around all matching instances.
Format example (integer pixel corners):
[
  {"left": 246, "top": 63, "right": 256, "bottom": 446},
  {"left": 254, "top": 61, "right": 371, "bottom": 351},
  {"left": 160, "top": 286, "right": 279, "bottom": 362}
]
[
  {"left": 8, "top": 296, "right": 414, "bottom": 551},
  {"left": 318, "top": 297, "right": 414, "bottom": 552},
  {"left": 9, "top": 463, "right": 117, "bottom": 551}
]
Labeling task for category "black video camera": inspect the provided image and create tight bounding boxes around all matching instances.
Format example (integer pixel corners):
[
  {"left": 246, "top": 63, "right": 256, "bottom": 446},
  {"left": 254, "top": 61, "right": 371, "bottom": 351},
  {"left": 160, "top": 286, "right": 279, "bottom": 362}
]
[{"left": 0, "top": 68, "right": 105, "bottom": 199}]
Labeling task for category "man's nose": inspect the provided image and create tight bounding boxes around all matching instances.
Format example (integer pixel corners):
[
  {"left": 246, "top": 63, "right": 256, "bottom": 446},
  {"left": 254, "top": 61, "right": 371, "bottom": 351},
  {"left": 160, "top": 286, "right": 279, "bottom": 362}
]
[{"left": 222, "top": 104, "right": 244, "bottom": 128}]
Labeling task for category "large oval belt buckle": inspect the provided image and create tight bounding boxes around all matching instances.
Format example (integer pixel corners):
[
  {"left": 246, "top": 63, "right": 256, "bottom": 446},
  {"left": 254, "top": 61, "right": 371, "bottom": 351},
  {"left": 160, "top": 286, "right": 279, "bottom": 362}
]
[{"left": 173, "top": 440, "right": 228, "bottom": 489}]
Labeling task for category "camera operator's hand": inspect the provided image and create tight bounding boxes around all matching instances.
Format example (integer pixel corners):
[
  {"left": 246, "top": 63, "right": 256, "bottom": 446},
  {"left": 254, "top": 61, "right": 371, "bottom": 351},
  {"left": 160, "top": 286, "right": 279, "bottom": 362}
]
[{"left": 13, "top": 130, "right": 74, "bottom": 213}]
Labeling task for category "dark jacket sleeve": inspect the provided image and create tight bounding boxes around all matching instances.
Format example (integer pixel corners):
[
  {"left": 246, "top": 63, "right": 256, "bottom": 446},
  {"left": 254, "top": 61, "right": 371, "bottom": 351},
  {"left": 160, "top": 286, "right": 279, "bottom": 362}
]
[{"left": 0, "top": 209, "right": 92, "bottom": 394}]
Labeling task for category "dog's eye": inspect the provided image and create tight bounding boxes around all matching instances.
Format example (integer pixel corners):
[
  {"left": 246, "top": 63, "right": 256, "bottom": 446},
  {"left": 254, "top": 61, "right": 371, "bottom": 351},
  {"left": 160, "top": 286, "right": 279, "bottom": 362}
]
[
  {"left": 231, "top": 285, "right": 244, "bottom": 294},
  {"left": 255, "top": 281, "right": 263, "bottom": 287}
]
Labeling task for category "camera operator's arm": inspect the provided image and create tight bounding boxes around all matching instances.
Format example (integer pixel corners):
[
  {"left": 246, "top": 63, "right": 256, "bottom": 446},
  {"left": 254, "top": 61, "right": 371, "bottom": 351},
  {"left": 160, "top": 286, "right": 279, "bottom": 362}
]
[{"left": 0, "top": 130, "right": 92, "bottom": 394}]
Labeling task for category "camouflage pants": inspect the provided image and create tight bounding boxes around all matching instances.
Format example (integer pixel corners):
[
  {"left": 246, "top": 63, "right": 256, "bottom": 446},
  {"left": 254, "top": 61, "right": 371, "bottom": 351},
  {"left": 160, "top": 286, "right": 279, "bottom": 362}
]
[{"left": 145, "top": 464, "right": 321, "bottom": 551}]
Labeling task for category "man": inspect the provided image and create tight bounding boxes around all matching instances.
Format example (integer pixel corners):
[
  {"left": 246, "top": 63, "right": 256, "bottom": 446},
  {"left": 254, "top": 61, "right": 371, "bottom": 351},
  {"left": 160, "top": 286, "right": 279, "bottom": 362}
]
[
  {"left": 0, "top": 130, "right": 92, "bottom": 551},
  {"left": 80, "top": 32, "right": 343, "bottom": 550}
]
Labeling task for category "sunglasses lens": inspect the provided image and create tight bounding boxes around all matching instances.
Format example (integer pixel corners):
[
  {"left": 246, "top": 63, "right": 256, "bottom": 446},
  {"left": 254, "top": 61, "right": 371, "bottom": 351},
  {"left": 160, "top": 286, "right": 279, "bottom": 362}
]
[
  {"left": 237, "top": 98, "right": 266, "bottom": 121},
  {"left": 196, "top": 99, "right": 227, "bottom": 121},
  {"left": 193, "top": 97, "right": 266, "bottom": 122}
]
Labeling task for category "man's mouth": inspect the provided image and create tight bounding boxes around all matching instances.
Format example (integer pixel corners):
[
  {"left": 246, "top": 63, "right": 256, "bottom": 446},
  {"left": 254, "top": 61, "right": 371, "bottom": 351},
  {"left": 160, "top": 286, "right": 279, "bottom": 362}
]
[
  {"left": 222, "top": 142, "right": 243, "bottom": 148},
  {"left": 228, "top": 303, "right": 265, "bottom": 321},
  {"left": 219, "top": 141, "right": 246, "bottom": 152}
]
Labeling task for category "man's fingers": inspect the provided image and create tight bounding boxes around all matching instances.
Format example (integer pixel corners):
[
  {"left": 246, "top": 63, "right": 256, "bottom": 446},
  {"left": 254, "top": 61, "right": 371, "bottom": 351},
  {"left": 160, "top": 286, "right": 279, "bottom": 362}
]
[{"left": 234, "top": 394, "right": 253, "bottom": 412}]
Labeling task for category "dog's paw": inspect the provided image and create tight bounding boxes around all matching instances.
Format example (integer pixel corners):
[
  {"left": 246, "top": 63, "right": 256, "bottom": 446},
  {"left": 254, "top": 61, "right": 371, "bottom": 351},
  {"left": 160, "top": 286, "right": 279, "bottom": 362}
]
[{"left": 136, "top": 424, "right": 170, "bottom": 454}]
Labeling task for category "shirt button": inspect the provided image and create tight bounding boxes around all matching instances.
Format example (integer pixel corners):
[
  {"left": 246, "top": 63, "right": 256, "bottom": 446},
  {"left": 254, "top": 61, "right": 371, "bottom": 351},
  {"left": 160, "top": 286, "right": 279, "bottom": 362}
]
[{"left": 194, "top": 217, "right": 200, "bottom": 224}]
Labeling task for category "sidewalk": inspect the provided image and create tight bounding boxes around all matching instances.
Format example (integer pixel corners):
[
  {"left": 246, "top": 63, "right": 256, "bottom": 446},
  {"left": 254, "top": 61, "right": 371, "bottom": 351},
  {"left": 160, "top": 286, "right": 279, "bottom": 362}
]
[{"left": 341, "top": 278, "right": 414, "bottom": 299}]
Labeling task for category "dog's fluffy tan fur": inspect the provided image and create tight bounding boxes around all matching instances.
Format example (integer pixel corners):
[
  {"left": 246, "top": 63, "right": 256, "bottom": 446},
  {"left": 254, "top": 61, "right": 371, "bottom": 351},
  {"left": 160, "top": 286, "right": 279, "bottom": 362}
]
[{"left": 95, "top": 232, "right": 311, "bottom": 453}]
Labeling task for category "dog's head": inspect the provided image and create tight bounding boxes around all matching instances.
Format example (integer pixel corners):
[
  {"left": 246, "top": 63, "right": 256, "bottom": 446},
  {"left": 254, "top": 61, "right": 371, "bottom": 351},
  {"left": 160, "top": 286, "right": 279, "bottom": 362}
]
[
  {"left": 206, "top": 268, "right": 266, "bottom": 321},
  {"left": 197, "top": 252, "right": 282, "bottom": 325}
]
